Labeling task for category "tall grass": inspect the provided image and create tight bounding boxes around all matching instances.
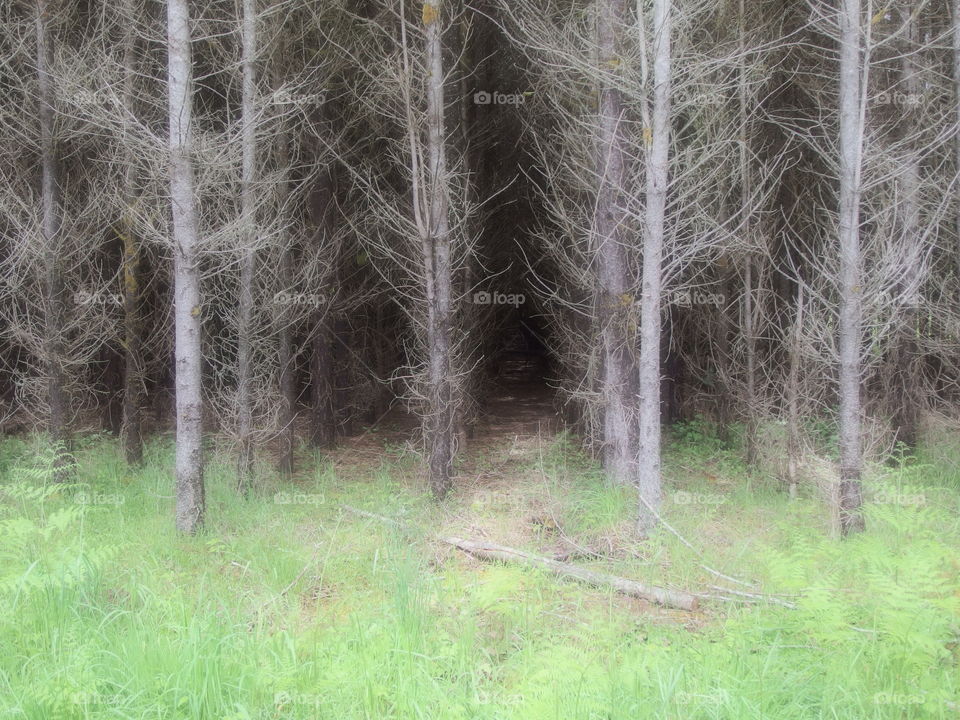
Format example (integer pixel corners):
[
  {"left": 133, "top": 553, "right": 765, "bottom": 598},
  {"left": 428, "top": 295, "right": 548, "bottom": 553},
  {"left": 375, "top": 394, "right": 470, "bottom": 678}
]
[{"left": 0, "top": 431, "right": 957, "bottom": 718}]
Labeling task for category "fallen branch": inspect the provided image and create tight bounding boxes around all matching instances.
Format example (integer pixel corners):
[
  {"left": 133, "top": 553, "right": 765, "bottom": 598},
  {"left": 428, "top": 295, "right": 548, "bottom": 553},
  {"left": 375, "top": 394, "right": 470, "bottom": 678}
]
[
  {"left": 440, "top": 536, "right": 699, "bottom": 611},
  {"left": 341, "top": 505, "right": 698, "bottom": 611}
]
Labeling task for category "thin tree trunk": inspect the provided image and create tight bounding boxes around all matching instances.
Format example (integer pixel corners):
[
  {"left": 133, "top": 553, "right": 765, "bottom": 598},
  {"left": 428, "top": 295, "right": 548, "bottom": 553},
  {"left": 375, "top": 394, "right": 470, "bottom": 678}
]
[
  {"left": 786, "top": 285, "right": 803, "bottom": 498},
  {"left": 310, "top": 313, "right": 335, "bottom": 447},
  {"left": 738, "top": 0, "right": 758, "bottom": 466},
  {"left": 743, "top": 256, "right": 757, "bottom": 465},
  {"left": 836, "top": 0, "right": 865, "bottom": 535},
  {"left": 168, "top": 0, "right": 205, "bottom": 533},
  {"left": 309, "top": 165, "right": 337, "bottom": 448},
  {"left": 236, "top": 0, "right": 258, "bottom": 491},
  {"left": 274, "top": 66, "right": 295, "bottom": 475},
  {"left": 954, "top": 0, "right": 960, "bottom": 288},
  {"left": 120, "top": 0, "right": 142, "bottom": 465},
  {"left": 636, "top": 0, "right": 671, "bottom": 533},
  {"left": 36, "top": 0, "right": 70, "bottom": 479},
  {"left": 596, "top": 0, "right": 637, "bottom": 486},
  {"left": 423, "top": 0, "right": 454, "bottom": 498},
  {"left": 890, "top": 11, "right": 922, "bottom": 451}
]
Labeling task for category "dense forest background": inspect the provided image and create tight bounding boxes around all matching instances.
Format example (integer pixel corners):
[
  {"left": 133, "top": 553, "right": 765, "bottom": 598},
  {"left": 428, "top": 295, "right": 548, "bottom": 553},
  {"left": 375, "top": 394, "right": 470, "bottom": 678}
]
[
  {"left": 4, "top": 1, "right": 960, "bottom": 717},
  {"left": 2, "top": 0, "right": 960, "bottom": 533}
]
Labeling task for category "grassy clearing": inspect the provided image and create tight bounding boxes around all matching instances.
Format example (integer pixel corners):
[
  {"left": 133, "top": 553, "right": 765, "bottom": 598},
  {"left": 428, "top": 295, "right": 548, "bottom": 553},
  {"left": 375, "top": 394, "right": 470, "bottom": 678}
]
[{"left": 0, "top": 425, "right": 958, "bottom": 719}]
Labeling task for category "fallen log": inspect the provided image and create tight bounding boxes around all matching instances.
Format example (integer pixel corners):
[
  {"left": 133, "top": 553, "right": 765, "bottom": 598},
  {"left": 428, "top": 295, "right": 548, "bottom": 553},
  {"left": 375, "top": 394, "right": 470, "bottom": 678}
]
[
  {"left": 440, "top": 536, "right": 698, "bottom": 611},
  {"left": 339, "top": 505, "right": 698, "bottom": 611}
]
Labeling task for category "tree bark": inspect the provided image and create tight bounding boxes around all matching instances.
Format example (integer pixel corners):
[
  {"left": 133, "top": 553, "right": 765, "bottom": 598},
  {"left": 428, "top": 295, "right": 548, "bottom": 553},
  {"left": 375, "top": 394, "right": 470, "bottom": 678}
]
[
  {"left": 120, "top": 0, "right": 142, "bottom": 465},
  {"left": 786, "top": 285, "right": 803, "bottom": 498},
  {"left": 309, "top": 166, "right": 337, "bottom": 448},
  {"left": 836, "top": 0, "right": 865, "bottom": 535},
  {"left": 738, "top": 1, "right": 758, "bottom": 466},
  {"left": 310, "top": 313, "right": 336, "bottom": 447},
  {"left": 168, "top": 0, "right": 205, "bottom": 533},
  {"left": 36, "top": 0, "right": 70, "bottom": 480},
  {"left": 423, "top": 0, "right": 454, "bottom": 498},
  {"left": 274, "top": 67, "right": 295, "bottom": 475},
  {"left": 954, "top": 0, "right": 960, "bottom": 289},
  {"left": 595, "top": 0, "right": 638, "bottom": 486},
  {"left": 888, "top": 8, "right": 922, "bottom": 451},
  {"left": 236, "top": 0, "right": 258, "bottom": 491},
  {"left": 636, "top": 0, "right": 671, "bottom": 533}
]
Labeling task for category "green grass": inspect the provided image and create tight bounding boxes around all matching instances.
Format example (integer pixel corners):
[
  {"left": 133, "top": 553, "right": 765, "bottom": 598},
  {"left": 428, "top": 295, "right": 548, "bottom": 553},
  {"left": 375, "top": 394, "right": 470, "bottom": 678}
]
[{"left": 0, "top": 428, "right": 958, "bottom": 719}]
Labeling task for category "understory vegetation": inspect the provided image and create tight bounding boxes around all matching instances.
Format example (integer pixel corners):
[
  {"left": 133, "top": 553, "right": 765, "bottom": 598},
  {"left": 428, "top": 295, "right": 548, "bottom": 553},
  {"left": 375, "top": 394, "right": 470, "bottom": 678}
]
[{"left": 2, "top": 426, "right": 958, "bottom": 719}]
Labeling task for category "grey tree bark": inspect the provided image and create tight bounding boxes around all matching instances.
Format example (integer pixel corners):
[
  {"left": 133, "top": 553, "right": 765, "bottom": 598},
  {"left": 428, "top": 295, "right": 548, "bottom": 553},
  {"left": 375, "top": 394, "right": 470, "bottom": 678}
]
[
  {"left": 36, "top": 0, "right": 70, "bottom": 479},
  {"left": 888, "top": 8, "right": 922, "bottom": 450},
  {"left": 422, "top": 0, "right": 454, "bottom": 498},
  {"left": 955, "top": 0, "right": 960, "bottom": 288},
  {"left": 120, "top": 0, "right": 142, "bottom": 466},
  {"left": 836, "top": 0, "right": 865, "bottom": 535},
  {"left": 636, "top": 0, "right": 671, "bottom": 533},
  {"left": 595, "top": 0, "right": 638, "bottom": 486},
  {"left": 236, "top": 0, "right": 258, "bottom": 491},
  {"left": 168, "top": 0, "right": 205, "bottom": 533},
  {"left": 274, "top": 64, "right": 295, "bottom": 475},
  {"left": 738, "top": 0, "right": 758, "bottom": 466}
]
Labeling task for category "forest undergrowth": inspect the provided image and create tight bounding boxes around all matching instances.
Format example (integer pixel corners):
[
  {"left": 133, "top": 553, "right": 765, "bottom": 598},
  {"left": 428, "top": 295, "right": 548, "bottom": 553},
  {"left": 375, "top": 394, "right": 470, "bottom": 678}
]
[{"left": 1, "top": 422, "right": 958, "bottom": 719}]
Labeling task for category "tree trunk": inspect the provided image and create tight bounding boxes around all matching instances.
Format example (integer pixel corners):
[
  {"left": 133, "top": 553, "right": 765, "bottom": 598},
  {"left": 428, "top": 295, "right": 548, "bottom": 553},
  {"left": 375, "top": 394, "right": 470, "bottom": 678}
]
[
  {"left": 120, "top": 0, "right": 142, "bottom": 465},
  {"left": 738, "top": 3, "right": 758, "bottom": 466},
  {"left": 743, "top": 256, "right": 758, "bottom": 466},
  {"left": 888, "top": 8, "right": 922, "bottom": 451},
  {"left": 423, "top": 0, "right": 454, "bottom": 498},
  {"left": 310, "top": 314, "right": 336, "bottom": 447},
  {"left": 636, "top": 0, "right": 671, "bottom": 533},
  {"left": 954, "top": 0, "right": 960, "bottom": 290},
  {"left": 836, "top": 0, "right": 865, "bottom": 535},
  {"left": 595, "top": 0, "right": 637, "bottom": 486},
  {"left": 168, "top": 0, "right": 205, "bottom": 533},
  {"left": 786, "top": 285, "right": 803, "bottom": 498},
  {"left": 236, "top": 0, "right": 258, "bottom": 492},
  {"left": 274, "top": 70, "right": 295, "bottom": 475},
  {"left": 36, "top": 0, "right": 70, "bottom": 480}
]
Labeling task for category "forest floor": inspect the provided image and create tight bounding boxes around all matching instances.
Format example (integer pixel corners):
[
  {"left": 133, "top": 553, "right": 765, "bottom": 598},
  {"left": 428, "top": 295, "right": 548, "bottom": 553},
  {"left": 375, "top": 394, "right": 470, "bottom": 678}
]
[{"left": 2, "top": 390, "right": 960, "bottom": 718}]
